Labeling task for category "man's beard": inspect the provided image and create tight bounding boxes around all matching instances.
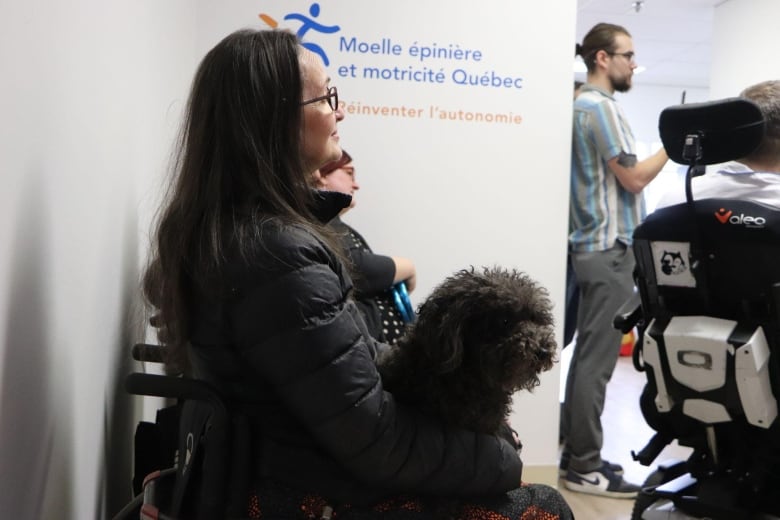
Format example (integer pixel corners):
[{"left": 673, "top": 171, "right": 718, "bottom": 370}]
[{"left": 611, "top": 75, "right": 632, "bottom": 93}]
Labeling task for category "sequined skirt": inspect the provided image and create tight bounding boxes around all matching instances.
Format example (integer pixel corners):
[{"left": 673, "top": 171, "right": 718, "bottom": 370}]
[{"left": 247, "top": 480, "right": 573, "bottom": 520}]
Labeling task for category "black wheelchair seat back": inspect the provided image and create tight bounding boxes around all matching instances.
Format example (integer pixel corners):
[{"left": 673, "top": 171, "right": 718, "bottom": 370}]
[
  {"left": 633, "top": 198, "right": 780, "bottom": 433},
  {"left": 634, "top": 198, "right": 780, "bottom": 323},
  {"left": 627, "top": 98, "right": 780, "bottom": 519}
]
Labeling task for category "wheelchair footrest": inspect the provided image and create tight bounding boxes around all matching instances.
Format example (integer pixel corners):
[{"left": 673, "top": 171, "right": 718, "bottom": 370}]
[
  {"left": 644, "top": 473, "right": 760, "bottom": 520},
  {"left": 650, "top": 472, "right": 697, "bottom": 497}
]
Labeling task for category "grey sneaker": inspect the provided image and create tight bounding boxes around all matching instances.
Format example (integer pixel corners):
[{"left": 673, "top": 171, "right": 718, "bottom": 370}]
[
  {"left": 563, "top": 463, "right": 640, "bottom": 498},
  {"left": 558, "top": 452, "right": 624, "bottom": 477}
]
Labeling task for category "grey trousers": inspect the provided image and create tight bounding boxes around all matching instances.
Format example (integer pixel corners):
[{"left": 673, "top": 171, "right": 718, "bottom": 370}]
[{"left": 562, "top": 242, "right": 635, "bottom": 473}]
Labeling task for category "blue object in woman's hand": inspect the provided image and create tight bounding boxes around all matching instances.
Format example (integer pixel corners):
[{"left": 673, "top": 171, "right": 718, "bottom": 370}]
[{"left": 392, "top": 281, "right": 415, "bottom": 323}]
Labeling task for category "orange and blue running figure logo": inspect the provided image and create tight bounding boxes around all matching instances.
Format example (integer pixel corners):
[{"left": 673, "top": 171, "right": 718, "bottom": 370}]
[{"left": 259, "top": 3, "right": 340, "bottom": 66}]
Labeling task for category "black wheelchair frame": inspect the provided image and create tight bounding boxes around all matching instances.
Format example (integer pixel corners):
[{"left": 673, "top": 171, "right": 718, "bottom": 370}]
[{"left": 112, "top": 344, "right": 250, "bottom": 520}]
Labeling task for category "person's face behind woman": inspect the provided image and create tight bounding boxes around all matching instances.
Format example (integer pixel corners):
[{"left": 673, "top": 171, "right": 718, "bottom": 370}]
[
  {"left": 315, "top": 162, "right": 359, "bottom": 210},
  {"left": 299, "top": 49, "right": 344, "bottom": 173}
]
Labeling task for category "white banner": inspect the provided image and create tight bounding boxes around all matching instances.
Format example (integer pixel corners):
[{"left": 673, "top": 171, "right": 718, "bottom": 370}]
[{"left": 193, "top": 0, "right": 576, "bottom": 468}]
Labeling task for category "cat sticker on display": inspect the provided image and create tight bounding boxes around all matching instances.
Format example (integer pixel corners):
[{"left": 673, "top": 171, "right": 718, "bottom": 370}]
[{"left": 651, "top": 241, "right": 696, "bottom": 287}]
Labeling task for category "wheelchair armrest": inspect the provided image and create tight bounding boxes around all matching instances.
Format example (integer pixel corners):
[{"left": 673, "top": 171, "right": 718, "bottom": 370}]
[{"left": 613, "top": 291, "right": 642, "bottom": 333}]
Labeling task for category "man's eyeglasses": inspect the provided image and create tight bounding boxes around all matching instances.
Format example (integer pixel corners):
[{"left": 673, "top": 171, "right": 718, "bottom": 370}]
[
  {"left": 301, "top": 86, "right": 339, "bottom": 111},
  {"left": 607, "top": 51, "right": 636, "bottom": 63}
]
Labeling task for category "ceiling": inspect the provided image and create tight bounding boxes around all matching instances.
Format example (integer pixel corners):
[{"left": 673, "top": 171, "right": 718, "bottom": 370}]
[{"left": 575, "top": 0, "right": 726, "bottom": 88}]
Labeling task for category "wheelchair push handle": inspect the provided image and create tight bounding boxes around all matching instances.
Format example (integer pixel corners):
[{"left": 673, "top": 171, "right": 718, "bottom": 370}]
[
  {"left": 125, "top": 373, "right": 228, "bottom": 421},
  {"left": 132, "top": 343, "right": 166, "bottom": 363}
]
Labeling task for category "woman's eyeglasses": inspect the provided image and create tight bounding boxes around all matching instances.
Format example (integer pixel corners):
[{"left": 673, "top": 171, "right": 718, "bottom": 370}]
[{"left": 301, "top": 86, "right": 339, "bottom": 111}]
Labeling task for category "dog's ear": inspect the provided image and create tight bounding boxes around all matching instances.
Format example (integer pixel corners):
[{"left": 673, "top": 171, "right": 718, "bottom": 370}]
[
  {"left": 415, "top": 299, "right": 465, "bottom": 374},
  {"left": 435, "top": 320, "right": 464, "bottom": 374}
]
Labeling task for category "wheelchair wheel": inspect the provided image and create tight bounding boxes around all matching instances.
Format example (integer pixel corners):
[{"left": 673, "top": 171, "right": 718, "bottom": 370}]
[{"left": 630, "top": 462, "right": 688, "bottom": 520}]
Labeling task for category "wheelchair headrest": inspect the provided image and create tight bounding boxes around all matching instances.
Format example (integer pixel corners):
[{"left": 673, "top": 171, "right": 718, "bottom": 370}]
[{"left": 659, "top": 98, "right": 765, "bottom": 166}]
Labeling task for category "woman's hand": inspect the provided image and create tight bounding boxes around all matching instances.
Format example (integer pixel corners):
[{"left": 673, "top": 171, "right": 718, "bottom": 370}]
[{"left": 391, "top": 256, "right": 416, "bottom": 293}]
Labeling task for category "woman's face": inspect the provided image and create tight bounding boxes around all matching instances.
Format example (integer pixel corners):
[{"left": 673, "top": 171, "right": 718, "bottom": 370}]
[
  {"left": 299, "top": 49, "right": 344, "bottom": 172},
  {"left": 315, "top": 162, "right": 359, "bottom": 209}
]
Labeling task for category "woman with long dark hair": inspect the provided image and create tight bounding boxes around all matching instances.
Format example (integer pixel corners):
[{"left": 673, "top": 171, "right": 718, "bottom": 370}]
[{"left": 143, "top": 28, "right": 571, "bottom": 519}]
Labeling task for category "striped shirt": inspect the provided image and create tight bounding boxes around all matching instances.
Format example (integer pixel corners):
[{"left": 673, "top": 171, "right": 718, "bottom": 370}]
[{"left": 569, "top": 85, "right": 645, "bottom": 253}]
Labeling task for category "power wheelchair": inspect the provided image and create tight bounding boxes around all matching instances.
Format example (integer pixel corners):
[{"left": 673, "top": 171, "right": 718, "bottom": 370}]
[
  {"left": 112, "top": 343, "right": 253, "bottom": 520},
  {"left": 614, "top": 97, "right": 780, "bottom": 520}
]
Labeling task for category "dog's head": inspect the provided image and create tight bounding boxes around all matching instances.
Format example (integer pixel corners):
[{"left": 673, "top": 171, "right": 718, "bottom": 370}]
[{"left": 405, "top": 266, "right": 557, "bottom": 392}]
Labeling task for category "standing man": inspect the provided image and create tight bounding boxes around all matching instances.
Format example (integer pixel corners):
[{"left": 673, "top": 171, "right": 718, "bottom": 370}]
[{"left": 562, "top": 22, "right": 668, "bottom": 498}]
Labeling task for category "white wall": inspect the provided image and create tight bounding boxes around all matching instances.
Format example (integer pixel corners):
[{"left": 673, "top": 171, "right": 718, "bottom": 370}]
[
  {"left": 711, "top": 0, "right": 780, "bottom": 98},
  {"left": 0, "top": 1, "right": 196, "bottom": 518},
  {"left": 190, "top": 0, "right": 578, "bottom": 475},
  {"left": 308, "top": 0, "right": 576, "bottom": 471}
]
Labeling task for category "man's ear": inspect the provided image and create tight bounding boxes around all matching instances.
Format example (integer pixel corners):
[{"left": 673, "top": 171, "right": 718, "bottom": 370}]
[{"left": 594, "top": 49, "right": 610, "bottom": 70}]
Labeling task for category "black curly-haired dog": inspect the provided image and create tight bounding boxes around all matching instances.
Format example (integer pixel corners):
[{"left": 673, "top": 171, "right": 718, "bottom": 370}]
[{"left": 378, "top": 266, "right": 557, "bottom": 437}]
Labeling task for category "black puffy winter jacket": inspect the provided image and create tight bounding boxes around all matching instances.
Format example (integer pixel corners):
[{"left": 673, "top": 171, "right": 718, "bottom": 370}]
[{"left": 186, "top": 216, "right": 522, "bottom": 504}]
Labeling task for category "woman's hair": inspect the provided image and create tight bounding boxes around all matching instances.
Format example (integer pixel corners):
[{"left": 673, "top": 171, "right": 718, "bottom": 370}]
[
  {"left": 741, "top": 80, "right": 780, "bottom": 163},
  {"left": 143, "top": 29, "right": 330, "bottom": 371},
  {"left": 575, "top": 23, "right": 631, "bottom": 73}
]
